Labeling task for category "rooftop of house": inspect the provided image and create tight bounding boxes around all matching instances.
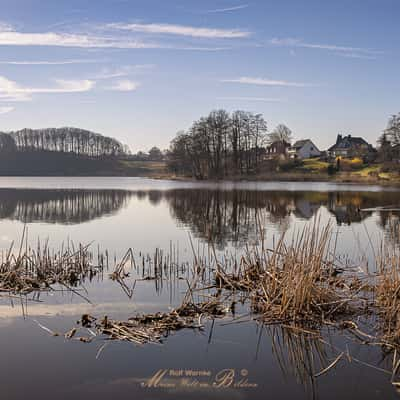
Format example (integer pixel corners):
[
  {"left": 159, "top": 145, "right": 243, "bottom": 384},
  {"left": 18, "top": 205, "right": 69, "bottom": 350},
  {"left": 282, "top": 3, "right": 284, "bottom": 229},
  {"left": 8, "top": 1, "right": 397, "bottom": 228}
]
[
  {"left": 290, "top": 139, "right": 312, "bottom": 149},
  {"left": 328, "top": 135, "right": 369, "bottom": 151}
]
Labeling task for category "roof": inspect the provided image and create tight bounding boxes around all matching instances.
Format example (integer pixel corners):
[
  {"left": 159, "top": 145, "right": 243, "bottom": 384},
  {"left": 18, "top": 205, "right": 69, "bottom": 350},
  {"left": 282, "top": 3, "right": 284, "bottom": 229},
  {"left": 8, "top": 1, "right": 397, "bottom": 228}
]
[
  {"left": 329, "top": 135, "right": 369, "bottom": 151},
  {"left": 291, "top": 139, "right": 312, "bottom": 150}
]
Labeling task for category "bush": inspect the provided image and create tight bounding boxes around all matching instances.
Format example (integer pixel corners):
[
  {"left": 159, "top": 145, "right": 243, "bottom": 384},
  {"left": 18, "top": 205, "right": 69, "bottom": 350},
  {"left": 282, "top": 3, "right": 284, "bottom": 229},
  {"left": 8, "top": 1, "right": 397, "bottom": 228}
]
[
  {"left": 381, "top": 161, "right": 400, "bottom": 173},
  {"left": 277, "top": 159, "right": 302, "bottom": 172},
  {"left": 339, "top": 157, "right": 364, "bottom": 171},
  {"left": 327, "top": 164, "right": 337, "bottom": 175}
]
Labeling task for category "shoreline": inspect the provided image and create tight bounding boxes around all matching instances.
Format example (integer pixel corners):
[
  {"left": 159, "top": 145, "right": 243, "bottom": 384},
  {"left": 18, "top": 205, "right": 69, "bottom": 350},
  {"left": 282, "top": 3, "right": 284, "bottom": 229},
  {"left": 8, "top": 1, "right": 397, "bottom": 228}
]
[
  {"left": 0, "top": 172, "right": 398, "bottom": 189},
  {"left": 151, "top": 171, "right": 400, "bottom": 188}
]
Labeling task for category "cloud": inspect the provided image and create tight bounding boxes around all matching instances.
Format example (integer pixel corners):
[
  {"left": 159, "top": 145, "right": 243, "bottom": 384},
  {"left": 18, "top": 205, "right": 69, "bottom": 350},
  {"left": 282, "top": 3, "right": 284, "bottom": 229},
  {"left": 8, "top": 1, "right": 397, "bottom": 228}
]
[
  {"left": 0, "top": 106, "right": 14, "bottom": 114},
  {"left": 0, "top": 59, "right": 104, "bottom": 65},
  {"left": 106, "top": 22, "right": 251, "bottom": 38},
  {"left": 0, "top": 23, "right": 233, "bottom": 51},
  {"left": 0, "top": 76, "right": 95, "bottom": 101},
  {"left": 110, "top": 79, "right": 139, "bottom": 91},
  {"left": 205, "top": 4, "right": 249, "bottom": 13},
  {"left": 217, "top": 96, "right": 285, "bottom": 102},
  {"left": 0, "top": 22, "right": 13, "bottom": 32},
  {"left": 269, "top": 37, "right": 381, "bottom": 57},
  {"left": 93, "top": 64, "right": 155, "bottom": 80},
  {"left": 221, "top": 76, "right": 312, "bottom": 87},
  {"left": 0, "top": 25, "right": 159, "bottom": 48},
  {"left": 334, "top": 52, "right": 377, "bottom": 60}
]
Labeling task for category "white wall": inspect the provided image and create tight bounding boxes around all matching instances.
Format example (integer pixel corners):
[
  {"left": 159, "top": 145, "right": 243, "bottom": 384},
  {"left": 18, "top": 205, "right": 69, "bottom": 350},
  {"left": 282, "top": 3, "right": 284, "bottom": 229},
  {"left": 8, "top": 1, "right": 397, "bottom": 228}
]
[{"left": 298, "top": 141, "right": 321, "bottom": 159}]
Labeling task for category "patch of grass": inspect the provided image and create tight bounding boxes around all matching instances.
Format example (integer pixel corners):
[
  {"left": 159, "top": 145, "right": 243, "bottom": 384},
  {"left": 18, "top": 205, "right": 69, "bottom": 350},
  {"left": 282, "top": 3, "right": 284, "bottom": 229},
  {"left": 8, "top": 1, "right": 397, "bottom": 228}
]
[
  {"left": 352, "top": 165, "right": 380, "bottom": 177},
  {"left": 298, "top": 158, "right": 330, "bottom": 174},
  {"left": 114, "top": 160, "right": 168, "bottom": 176}
]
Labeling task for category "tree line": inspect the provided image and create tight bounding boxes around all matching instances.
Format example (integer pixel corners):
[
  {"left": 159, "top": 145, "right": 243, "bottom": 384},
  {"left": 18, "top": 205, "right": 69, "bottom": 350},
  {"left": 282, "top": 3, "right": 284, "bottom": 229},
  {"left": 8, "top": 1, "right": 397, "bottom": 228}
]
[
  {"left": 167, "top": 110, "right": 269, "bottom": 178},
  {"left": 0, "top": 127, "right": 130, "bottom": 157}
]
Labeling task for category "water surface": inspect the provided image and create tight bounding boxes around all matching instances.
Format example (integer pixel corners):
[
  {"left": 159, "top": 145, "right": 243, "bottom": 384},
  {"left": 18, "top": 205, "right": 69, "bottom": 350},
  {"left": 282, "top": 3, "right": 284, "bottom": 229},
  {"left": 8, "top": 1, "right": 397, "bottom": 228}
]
[{"left": 0, "top": 177, "right": 399, "bottom": 400}]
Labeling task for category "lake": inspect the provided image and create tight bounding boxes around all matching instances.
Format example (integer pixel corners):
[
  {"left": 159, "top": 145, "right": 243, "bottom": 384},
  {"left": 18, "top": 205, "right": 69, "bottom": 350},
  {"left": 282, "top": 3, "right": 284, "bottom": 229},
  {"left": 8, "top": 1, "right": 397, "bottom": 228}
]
[{"left": 0, "top": 177, "right": 400, "bottom": 400}]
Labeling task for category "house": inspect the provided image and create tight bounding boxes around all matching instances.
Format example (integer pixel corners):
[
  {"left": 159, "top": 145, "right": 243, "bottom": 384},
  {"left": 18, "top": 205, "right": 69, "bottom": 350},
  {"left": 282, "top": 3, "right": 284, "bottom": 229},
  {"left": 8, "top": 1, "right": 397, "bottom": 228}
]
[
  {"left": 288, "top": 139, "right": 321, "bottom": 159},
  {"left": 328, "top": 134, "right": 374, "bottom": 159},
  {"left": 265, "top": 140, "right": 290, "bottom": 159}
]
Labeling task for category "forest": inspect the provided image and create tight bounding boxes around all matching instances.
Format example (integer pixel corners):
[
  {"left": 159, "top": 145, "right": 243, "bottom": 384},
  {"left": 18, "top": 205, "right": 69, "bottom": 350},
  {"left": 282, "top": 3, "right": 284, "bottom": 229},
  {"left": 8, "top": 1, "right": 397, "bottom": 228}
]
[{"left": 0, "top": 127, "right": 130, "bottom": 157}]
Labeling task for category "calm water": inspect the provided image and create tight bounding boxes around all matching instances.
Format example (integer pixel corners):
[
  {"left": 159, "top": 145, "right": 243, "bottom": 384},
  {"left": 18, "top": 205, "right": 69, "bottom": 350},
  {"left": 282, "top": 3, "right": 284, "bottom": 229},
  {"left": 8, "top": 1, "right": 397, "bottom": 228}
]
[{"left": 1, "top": 177, "right": 400, "bottom": 400}]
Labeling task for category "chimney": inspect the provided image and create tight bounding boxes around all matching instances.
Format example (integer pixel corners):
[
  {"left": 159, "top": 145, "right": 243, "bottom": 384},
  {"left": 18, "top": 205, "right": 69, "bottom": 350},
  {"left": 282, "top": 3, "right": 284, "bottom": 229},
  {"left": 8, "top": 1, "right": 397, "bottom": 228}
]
[{"left": 336, "top": 134, "right": 342, "bottom": 144}]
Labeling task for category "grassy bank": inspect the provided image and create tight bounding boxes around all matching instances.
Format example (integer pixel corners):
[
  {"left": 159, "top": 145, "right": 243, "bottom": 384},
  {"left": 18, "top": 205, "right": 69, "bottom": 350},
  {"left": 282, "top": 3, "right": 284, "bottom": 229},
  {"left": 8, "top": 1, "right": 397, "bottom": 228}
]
[
  {"left": 1, "top": 151, "right": 398, "bottom": 186},
  {"left": 0, "top": 150, "right": 169, "bottom": 177},
  {"left": 164, "top": 158, "right": 400, "bottom": 186}
]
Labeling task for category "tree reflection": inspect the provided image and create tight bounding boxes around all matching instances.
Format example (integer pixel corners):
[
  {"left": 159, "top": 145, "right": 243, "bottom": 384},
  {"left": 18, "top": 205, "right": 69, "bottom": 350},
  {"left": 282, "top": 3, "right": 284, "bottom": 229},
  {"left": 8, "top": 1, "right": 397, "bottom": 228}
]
[
  {"left": 0, "top": 188, "right": 400, "bottom": 247},
  {"left": 0, "top": 189, "right": 131, "bottom": 224},
  {"left": 163, "top": 189, "right": 400, "bottom": 248}
]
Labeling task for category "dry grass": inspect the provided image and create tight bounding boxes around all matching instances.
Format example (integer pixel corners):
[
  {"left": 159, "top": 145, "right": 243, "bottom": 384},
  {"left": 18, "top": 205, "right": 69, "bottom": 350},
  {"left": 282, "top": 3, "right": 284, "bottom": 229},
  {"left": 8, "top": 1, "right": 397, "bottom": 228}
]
[
  {"left": 0, "top": 228, "right": 105, "bottom": 295},
  {"left": 375, "top": 222, "right": 400, "bottom": 343},
  {"left": 215, "top": 221, "right": 358, "bottom": 326},
  {"left": 6, "top": 220, "right": 400, "bottom": 360}
]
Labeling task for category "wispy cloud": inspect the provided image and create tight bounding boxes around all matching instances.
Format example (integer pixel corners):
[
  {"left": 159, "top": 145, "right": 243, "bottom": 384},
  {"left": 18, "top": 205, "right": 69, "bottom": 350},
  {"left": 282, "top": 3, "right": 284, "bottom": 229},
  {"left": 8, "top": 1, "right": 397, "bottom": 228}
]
[
  {"left": 0, "top": 25, "right": 230, "bottom": 51},
  {"left": 217, "top": 96, "right": 285, "bottom": 102},
  {"left": 205, "top": 4, "right": 249, "bottom": 13},
  {"left": 0, "top": 24, "right": 159, "bottom": 48},
  {"left": 0, "top": 106, "right": 14, "bottom": 114},
  {"left": 0, "top": 76, "right": 95, "bottom": 101},
  {"left": 0, "top": 59, "right": 104, "bottom": 65},
  {"left": 93, "top": 64, "right": 155, "bottom": 80},
  {"left": 221, "top": 76, "right": 312, "bottom": 87},
  {"left": 110, "top": 79, "right": 139, "bottom": 91},
  {"left": 334, "top": 52, "right": 377, "bottom": 60},
  {"left": 106, "top": 22, "right": 251, "bottom": 38},
  {"left": 269, "top": 38, "right": 381, "bottom": 57}
]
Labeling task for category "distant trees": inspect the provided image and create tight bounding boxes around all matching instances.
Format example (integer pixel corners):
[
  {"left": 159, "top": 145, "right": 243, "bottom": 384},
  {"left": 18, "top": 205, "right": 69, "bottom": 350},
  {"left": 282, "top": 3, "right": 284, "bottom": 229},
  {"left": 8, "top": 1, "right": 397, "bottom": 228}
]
[
  {"left": 0, "top": 127, "right": 130, "bottom": 157},
  {"left": 167, "top": 110, "right": 268, "bottom": 178},
  {"left": 0, "top": 132, "right": 17, "bottom": 153},
  {"left": 148, "top": 146, "right": 163, "bottom": 161},
  {"left": 268, "top": 124, "right": 292, "bottom": 144},
  {"left": 128, "top": 147, "right": 165, "bottom": 161}
]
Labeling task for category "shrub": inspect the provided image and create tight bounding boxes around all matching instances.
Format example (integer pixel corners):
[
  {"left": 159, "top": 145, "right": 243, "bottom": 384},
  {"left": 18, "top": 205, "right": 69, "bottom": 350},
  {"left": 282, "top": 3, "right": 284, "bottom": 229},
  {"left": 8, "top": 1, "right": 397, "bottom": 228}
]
[
  {"left": 327, "top": 164, "right": 337, "bottom": 175},
  {"left": 277, "top": 159, "right": 302, "bottom": 172},
  {"left": 339, "top": 158, "right": 364, "bottom": 171}
]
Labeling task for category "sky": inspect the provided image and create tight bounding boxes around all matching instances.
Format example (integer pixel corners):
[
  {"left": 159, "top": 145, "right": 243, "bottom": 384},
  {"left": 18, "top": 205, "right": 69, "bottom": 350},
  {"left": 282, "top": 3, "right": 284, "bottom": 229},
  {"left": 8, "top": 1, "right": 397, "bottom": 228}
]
[{"left": 0, "top": 0, "right": 399, "bottom": 152}]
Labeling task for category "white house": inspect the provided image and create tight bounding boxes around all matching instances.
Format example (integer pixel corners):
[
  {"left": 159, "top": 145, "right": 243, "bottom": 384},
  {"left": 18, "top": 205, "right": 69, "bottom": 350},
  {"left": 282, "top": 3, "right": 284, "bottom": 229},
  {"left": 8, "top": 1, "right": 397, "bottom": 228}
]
[{"left": 288, "top": 140, "right": 321, "bottom": 159}]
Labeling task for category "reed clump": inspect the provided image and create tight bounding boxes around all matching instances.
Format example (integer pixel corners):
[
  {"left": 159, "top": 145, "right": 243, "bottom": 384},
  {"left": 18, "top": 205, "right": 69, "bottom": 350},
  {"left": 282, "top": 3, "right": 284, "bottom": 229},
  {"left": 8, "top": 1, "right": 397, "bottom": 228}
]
[
  {"left": 74, "top": 299, "right": 228, "bottom": 345},
  {"left": 375, "top": 223, "right": 400, "bottom": 344},
  {"left": 0, "top": 235, "right": 104, "bottom": 294},
  {"left": 216, "top": 223, "right": 357, "bottom": 326}
]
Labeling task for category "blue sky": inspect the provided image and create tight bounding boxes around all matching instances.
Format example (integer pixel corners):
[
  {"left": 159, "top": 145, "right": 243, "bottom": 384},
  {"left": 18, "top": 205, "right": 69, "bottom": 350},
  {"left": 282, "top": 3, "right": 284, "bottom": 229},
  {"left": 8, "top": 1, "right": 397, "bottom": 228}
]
[{"left": 0, "top": 0, "right": 398, "bottom": 151}]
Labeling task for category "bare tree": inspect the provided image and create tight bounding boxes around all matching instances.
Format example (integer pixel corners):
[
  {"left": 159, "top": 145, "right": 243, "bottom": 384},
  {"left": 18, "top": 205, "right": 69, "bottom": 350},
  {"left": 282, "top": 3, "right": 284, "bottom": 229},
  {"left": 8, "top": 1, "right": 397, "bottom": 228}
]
[
  {"left": 268, "top": 124, "right": 292, "bottom": 144},
  {"left": 384, "top": 113, "right": 400, "bottom": 145},
  {"left": 167, "top": 109, "right": 268, "bottom": 178}
]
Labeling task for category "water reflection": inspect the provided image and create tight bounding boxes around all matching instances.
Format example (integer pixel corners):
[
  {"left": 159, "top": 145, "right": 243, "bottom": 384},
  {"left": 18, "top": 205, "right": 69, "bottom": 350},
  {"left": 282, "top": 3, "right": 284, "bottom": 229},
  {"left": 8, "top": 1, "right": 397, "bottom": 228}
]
[
  {"left": 163, "top": 189, "right": 400, "bottom": 247},
  {"left": 0, "top": 188, "right": 131, "bottom": 224},
  {"left": 0, "top": 188, "right": 399, "bottom": 246},
  {"left": 0, "top": 184, "right": 400, "bottom": 400}
]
